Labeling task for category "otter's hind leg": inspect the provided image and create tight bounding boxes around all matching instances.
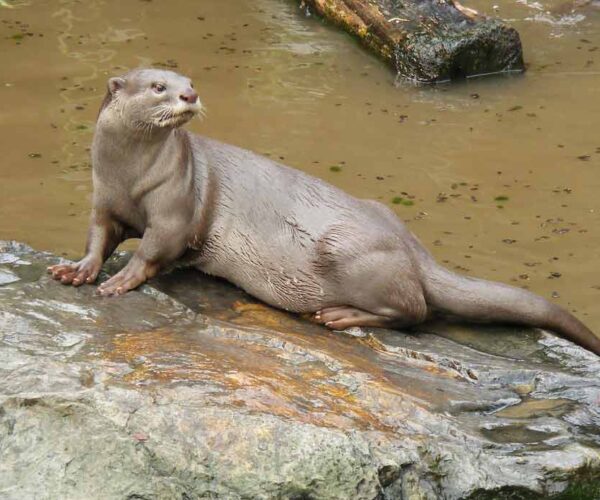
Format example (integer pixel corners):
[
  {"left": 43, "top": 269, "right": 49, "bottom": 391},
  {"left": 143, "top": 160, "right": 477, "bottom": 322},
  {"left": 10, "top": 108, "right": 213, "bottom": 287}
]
[
  {"left": 314, "top": 306, "right": 412, "bottom": 330},
  {"left": 317, "top": 249, "right": 429, "bottom": 330}
]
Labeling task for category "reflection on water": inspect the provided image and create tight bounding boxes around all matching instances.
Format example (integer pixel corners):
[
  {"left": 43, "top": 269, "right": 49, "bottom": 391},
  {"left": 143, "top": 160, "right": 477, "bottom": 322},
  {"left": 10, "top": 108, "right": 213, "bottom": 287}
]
[{"left": 0, "top": 0, "right": 599, "bottom": 335}]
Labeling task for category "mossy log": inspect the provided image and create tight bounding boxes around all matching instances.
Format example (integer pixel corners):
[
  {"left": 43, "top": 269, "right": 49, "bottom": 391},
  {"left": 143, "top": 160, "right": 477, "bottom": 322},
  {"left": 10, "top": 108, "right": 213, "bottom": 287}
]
[{"left": 299, "top": 0, "right": 525, "bottom": 83}]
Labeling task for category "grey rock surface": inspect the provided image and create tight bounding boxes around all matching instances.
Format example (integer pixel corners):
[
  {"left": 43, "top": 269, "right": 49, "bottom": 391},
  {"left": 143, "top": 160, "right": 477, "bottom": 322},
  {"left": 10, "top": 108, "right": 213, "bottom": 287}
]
[{"left": 0, "top": 241, "right": 599, "bottom": 499}]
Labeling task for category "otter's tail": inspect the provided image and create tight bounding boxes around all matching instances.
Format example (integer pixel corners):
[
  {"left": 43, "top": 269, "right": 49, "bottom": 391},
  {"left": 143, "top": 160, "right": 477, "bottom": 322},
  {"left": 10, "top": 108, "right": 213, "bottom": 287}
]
[{"left": 420, "top": 262, "right": 600, "bottom": 355}]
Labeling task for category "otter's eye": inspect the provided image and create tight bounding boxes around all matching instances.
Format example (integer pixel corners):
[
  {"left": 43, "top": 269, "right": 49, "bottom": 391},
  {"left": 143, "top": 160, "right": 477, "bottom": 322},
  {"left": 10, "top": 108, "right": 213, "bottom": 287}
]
[{"left": 152, "top": 83, "right": 166, "bottom": 93}]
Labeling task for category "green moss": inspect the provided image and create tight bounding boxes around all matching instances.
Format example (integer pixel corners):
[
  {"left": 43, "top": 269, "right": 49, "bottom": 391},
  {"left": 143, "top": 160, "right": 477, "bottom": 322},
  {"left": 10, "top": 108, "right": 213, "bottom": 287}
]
[
  {"left": 466, "top": 468, "right": 600, "bottom": 499},
  {"left": 329, "top": 165, "right": 342, "bottom": 172},
  {"left": 553, "top": 477, "right": 600, "bottom": 499},
  {"left": 391, "top": 196, "right": 415, "bottom": 206}
]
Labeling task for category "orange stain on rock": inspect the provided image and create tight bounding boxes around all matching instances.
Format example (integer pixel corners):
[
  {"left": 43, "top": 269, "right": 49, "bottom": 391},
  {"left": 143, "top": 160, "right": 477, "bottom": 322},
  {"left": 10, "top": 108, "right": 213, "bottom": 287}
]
[{"left": 101, "top": 325, "right": 416, "bottom": 433}]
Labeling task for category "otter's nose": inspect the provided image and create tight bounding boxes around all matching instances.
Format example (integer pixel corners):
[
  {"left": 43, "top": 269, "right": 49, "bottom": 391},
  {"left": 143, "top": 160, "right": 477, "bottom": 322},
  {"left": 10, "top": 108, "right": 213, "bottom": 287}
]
[{"left": 179, "top": 90, "right": 198, "bottom": 104}]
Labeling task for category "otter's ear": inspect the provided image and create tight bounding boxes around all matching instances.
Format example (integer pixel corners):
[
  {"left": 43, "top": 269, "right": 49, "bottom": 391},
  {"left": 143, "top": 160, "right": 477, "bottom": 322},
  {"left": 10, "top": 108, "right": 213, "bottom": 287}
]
[{"left": 108, "top": 77, "right": 126, "bottom": 95}]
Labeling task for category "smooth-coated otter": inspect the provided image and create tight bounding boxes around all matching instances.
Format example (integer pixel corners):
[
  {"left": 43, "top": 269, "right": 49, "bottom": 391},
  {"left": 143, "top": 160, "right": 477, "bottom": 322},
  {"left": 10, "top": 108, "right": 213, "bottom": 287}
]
[{"left": 48, "top": 68, "right": 600, "bottom": 355}]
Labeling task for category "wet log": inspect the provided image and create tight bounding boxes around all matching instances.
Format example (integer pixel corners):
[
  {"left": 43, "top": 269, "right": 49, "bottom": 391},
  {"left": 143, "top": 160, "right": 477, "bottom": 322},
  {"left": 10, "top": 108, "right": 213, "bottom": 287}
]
[{"left": 299, "top": 0, "right": 525, "bottom": 83}]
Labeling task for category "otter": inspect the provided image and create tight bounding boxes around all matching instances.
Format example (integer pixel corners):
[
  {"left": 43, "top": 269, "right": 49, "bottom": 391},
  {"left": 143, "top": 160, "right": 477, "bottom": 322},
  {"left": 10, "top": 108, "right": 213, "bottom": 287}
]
[{"left": 48, "top": 68, "right": 600, "bottom": 355}]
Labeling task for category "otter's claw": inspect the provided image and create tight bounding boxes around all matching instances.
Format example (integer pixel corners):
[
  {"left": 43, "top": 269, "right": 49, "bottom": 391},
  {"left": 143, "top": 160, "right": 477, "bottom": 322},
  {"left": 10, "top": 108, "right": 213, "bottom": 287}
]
[
  {"left": 97, "top": 266, "right": 147, "bottom": 296},
  {"left": 48, "top": 260, "right": 101, "bottom": 287}
]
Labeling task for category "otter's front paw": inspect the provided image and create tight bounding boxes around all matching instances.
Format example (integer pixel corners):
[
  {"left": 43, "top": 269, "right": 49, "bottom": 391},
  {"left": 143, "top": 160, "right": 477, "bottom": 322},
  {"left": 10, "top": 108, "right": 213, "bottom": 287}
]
[
  {"left": 47, "top": 258, "right": 102, "bottom": 287},
  {"left": 97, "top": 266, "right": 148, "bottom": 296}
]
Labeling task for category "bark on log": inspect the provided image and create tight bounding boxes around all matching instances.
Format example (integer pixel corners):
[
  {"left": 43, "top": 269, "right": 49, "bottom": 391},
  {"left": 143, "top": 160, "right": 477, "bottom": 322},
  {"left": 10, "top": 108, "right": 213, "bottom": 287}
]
[{"left": 299, "top": 0, "right": 525, "bottom": 83}]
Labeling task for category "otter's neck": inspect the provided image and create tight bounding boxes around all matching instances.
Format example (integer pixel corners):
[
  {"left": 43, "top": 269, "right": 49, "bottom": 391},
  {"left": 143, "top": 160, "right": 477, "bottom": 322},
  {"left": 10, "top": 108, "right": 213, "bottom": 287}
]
[{"left": 92, "top": 115, "right": 180, "bottom": 180}]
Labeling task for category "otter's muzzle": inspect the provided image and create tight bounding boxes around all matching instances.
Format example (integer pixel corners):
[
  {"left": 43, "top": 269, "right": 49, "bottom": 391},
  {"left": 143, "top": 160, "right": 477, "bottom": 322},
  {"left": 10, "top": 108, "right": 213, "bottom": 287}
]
[{"left": 179, "top": 90, "right": 198, "bottom": 104}]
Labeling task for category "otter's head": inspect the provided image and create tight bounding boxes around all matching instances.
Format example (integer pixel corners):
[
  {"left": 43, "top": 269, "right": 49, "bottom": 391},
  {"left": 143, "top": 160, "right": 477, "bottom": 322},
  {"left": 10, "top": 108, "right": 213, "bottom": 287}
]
[{"left": 100, "top": 68, "right": 202, "bottom": 132}]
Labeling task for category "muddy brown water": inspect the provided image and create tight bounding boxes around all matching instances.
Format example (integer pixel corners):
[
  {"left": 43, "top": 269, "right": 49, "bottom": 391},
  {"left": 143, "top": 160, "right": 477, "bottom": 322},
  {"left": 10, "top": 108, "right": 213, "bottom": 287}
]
[{"left": 0, "top": 0, "right": 599, "bottom": 330}]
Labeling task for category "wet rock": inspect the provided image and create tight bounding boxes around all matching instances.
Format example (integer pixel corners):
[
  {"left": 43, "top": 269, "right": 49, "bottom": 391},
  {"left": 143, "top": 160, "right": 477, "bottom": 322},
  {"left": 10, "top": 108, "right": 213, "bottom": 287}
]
[
  {"left": 299, "top": 0, "right": 525, "bottom": 83},
  {"left": 1, "top": 240, "right": 599, "bottom": 499}
]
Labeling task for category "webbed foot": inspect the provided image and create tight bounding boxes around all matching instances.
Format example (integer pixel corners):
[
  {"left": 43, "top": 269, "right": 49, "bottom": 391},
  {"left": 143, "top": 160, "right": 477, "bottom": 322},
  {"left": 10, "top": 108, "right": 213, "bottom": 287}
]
[{"left": 47, "top": 257, "right": 102, "bottom": 287}]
